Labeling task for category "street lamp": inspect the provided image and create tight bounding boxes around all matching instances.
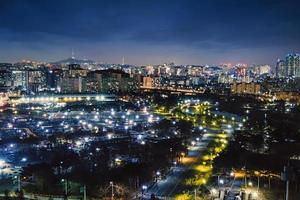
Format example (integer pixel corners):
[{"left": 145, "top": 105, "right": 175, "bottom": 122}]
[
  {"left": 248, "top": 181, "right": 253, "bottom": 187},
  {"left": 61, "top": 179, "right": 68, "bottom": 196},
  {"left": 142, "top": 185, "right": 147, "bottom": 190},
  {"left": 14, "top": 175, "right": 21, "bottom": 191},
  {"left": 141, "top": 184, "right": 147, "bottom": 198},
  {"left": 110, "top": 181, "right": 114, "bottom": 200},
  {"left": 219, "top": 179, "right": 224, "bottom": 185},
  {"left": 211, "top": 188, "right": 218, "bottom": 197},
  {"left": 155, "top": 171, "right": 161, "bottom": 182}
]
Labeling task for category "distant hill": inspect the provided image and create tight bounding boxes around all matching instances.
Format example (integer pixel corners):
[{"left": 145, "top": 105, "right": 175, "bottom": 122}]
[{"left": 52, "top": 57, "right": 95, "bottom": 65}]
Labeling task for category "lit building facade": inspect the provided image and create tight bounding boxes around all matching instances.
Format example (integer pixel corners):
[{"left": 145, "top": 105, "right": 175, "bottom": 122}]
[
  {"left": 231, "top": 82, "right": 261, "bottom": 95},
  {"left": 276, "top": 54, "right": 300, "bottom": 78}
]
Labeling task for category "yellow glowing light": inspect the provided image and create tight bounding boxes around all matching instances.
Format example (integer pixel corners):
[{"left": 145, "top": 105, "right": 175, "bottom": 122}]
[{"left": 195, "top": 165, "right": 212, "bottom": 173}]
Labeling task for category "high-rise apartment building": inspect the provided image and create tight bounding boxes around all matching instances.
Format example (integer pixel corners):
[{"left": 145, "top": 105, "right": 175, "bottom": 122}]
[
  {"left": 276, "top": 54, "right": 300, "bottom": 78},
  {"left": 276, "top": 59, "right": 286, "bottom": 78}
]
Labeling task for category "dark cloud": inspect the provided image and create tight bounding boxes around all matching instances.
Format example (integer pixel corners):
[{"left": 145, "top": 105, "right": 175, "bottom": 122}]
[{"left": 0, "top": 0, "right": 299, "bottom": 64}]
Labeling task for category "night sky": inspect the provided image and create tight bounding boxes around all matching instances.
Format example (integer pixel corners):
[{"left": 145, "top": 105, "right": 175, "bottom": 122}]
[{"left": 0, "top": 0, "right": 299, "bottom": 65}]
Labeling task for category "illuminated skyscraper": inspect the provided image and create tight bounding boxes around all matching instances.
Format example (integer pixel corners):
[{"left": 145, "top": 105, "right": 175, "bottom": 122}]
[
  {"left": 276, "top": 54, "right": 300, "bottom": 78},
  {"left": 286, "top": 54, "right": 300, "bottom": 77},
  {"left": 294, "top": 54, "right": 300, "bottom": 77},
  {"left": 276, "top": 59, "right": 286, "bottom": 78},
  {"left": 286, "top": 54, "right": 295, "bottom": 76}
]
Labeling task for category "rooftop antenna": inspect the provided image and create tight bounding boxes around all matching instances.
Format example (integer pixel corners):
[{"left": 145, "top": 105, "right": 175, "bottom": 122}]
[
  {"left": 122, "top": 56, "right": 125, "bottom": 65},
  {"left": 71, "top": 49, "right": 75, "bottom": 60}
]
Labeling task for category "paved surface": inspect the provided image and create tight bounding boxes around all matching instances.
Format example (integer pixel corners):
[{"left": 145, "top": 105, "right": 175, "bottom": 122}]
[
  {"left": 144, "top": 131, "right": 218, "bottom": 199},
  {"left": 139, "top": 110, "right": 241, "bottom": 199}
]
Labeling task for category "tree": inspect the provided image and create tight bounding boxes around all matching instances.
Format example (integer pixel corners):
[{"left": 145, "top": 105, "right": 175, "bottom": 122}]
[{"left": 176, "top": 120, "right": 193, "bottom": 136}]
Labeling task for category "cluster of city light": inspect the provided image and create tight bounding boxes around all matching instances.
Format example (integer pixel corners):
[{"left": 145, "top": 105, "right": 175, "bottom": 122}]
[
  {"left": 0, "top": 159, "right": 9, "bottom": 167},
  {"left": 11, "top": 95, "right": 106, "bottom": 104}
]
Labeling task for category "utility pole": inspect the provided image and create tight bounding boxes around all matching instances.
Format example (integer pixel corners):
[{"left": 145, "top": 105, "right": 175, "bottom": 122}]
[
  {"left": 281, "top": 166, "right": 292, "bottom": 200},
  {"left": 242, "top": 166, "right": 247, "bottom": 187},
  {"left": 194, "top": 189, "right": 197, "bottom": 200},
  {"left": 18, "top": 175, "right": 21, "bottom": 191},
  {"left": 110, "top": 181, "right": 114, "bottom": 200},
  {"left": 83, "top": 185, "right": 86, "bottom": 200},
  {"left": 65, "top": 180, "right": 68, "bottom": 196},
  {"left": 286, "top": 180, "right": 289, "bottom": 200},
  {"left": 244, "top": 167, "right": 247, "bottom": 187}
]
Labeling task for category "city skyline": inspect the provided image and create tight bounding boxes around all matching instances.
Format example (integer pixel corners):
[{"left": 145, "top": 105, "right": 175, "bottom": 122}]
[
  {"left": 0, "top": 1, "right": 300, "bottom": 199},
  {"left": 0, "top": 0, "right": 300, "bottom": 65}
]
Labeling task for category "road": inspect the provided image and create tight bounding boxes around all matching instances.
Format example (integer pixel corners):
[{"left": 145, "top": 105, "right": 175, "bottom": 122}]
[
  {"left": 139, "top": 104, "right": 242, "bottom": 199},
  {"left": 144, "top": 130, "right": 222, "bottom": 199}
]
